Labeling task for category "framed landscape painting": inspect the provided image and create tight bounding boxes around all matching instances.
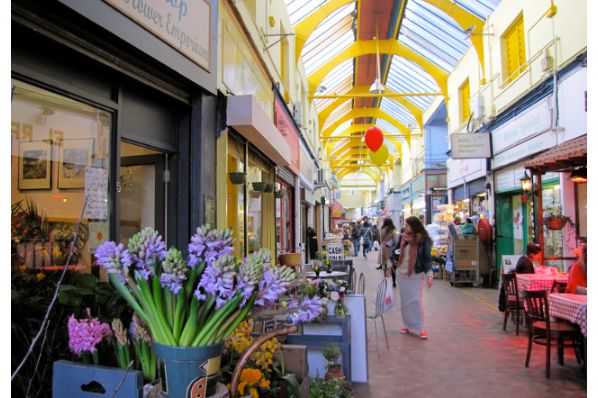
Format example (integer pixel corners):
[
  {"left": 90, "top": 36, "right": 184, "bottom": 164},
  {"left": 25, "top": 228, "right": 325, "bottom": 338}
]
[
  {"left": 18, "top": 140, "right": 52, "bottom": 190},
  {"left": 58, "top": 138, "right": 94, "bottom": 189}
]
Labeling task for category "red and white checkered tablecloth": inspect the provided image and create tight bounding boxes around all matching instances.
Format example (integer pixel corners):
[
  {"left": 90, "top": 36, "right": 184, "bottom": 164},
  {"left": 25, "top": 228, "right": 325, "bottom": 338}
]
[
  {"left": 549, "top": 293, "right": 587, "bottom": 336},
  {"left": 516, "top": 274, "right": 568, "bottom": 292}
]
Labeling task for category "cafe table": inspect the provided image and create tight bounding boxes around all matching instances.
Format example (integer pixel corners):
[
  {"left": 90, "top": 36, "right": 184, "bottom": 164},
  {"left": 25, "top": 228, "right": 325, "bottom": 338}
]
[
  {"left": 516, "top": 273, "right": 569, "bottom": 292},
  {"left": 305, "top": 270, "right": 349, "bottom": 281},
  {"left": 548, "top": 293, "right": 587, "bottom": 337},
  {"left": 548, "top": 293, "right": 587, "bottom": 369}
]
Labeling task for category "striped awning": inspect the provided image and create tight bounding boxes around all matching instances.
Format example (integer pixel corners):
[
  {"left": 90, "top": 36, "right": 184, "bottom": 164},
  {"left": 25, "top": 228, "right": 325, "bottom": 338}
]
[{"left": 525, "top": 135, "right": 586, "bottom": 173}]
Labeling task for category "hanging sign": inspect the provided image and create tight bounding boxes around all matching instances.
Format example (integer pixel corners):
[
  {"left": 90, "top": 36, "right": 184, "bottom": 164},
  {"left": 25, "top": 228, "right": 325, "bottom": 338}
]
[
  {"left": 84, "top": 167, "right": 108, "bottom": 220},
  {"left": 450, "top": 133, "right": 491, "bottom": 159},
  {"left": 326, "top": 243, "right": 344, "bottom": 260}
]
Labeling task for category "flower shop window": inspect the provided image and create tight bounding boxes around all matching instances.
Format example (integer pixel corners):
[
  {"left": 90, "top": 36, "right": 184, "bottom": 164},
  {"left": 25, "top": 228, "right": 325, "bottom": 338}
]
[
  {"left": 247, "top": 148, "right": 274, "bottom": 255},
  {"left": 11, "top": 80, "right": 112, "bottom": 272},
  {"left": 227, "top": 133, "right": 246, "bottom": 258}
]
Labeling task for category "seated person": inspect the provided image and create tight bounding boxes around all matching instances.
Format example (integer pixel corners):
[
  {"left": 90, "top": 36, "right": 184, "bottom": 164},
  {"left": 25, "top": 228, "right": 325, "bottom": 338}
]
[
  {"left": 514, "top": 242, "right": 542, "bottom": 274},
  {"left": 460, "top": 218, "right": 477, "bottom": 234},
  {"left": 566, "top": 244, "right": 587, "bottom": 293}
]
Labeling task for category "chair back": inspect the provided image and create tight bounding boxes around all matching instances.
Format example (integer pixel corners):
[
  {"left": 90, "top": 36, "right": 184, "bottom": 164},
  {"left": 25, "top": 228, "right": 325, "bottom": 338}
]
[
  {"left": 576, "top": 286, "right": 587, "bottom": 295},
  {"left": 523, "top": 289, "right": 550, "bottom": 328},
  {"left": 373, "top": 278, "right": 388, "bottom": 318},
  {"left": 357, "top": 272, "right": 366, "bottom": 294},
  {"left": 502, "top": 273, "right": 520, "bottom": 303},
  {"left": 350, "top": 268, "right": 356, "bottom": 292},
  {"left": 551, "top": 279, "right": 567, "bottom": 293}
]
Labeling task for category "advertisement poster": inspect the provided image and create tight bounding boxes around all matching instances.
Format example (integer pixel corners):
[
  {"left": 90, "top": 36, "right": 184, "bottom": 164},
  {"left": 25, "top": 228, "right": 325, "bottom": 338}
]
[{"left": 513, "top": 208, "right": 523, "bottom": 240}]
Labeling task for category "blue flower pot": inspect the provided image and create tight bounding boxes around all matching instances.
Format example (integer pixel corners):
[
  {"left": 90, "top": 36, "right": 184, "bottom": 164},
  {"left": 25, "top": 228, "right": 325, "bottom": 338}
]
[{"left": 154, "top": 342, "right": 224, "bottom": 398}]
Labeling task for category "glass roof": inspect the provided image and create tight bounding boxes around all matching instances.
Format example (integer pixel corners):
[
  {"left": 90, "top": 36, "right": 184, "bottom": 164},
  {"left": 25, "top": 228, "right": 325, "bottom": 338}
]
[
  {"left": 301, "top": 3, "right": 356, "bottom": 76},
  {"left": 399, "top": 0, "right": 471, "bottom": 71},
  {"left": 284, "top": 0, "right": 503, "bottom": 181}
]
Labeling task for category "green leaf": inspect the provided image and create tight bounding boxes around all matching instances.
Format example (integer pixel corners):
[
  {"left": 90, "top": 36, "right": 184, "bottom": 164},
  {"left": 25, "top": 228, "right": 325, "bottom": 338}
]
[{"left": 279, "top": 373, "right": 300, "bottom": 398}]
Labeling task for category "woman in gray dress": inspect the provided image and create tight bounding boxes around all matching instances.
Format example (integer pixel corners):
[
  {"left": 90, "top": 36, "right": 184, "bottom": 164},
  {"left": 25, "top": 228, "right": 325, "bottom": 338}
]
[{"left": 389, "top": 216, "right": 433, "bottom": 339}]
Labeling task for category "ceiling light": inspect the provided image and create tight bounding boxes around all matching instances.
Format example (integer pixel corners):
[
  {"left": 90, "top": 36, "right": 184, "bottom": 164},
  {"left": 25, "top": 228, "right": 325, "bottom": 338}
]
[
  {"left": 369, "top": 78, "right": 385, "bottom": 94},
  {"left": 569, "top": 167, "right": 587, "bottom": 183}
]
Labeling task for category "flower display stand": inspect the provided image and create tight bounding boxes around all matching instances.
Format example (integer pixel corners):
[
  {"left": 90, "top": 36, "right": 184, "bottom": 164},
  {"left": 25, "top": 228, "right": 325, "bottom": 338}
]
[{"left": 52, "top": 360, "right": 144, "bottom": 398}]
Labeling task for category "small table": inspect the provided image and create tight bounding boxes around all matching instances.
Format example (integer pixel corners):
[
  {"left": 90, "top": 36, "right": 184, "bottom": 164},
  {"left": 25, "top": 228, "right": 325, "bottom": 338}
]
[
  {"left": 516, "top": 273, "right": 568, "bottom": 292},
  {"left": 549, "top": 293, "right": 587, "bottom": 336},
  {"left": 305, "top": 271, "right": 349, "bottom": 280}
]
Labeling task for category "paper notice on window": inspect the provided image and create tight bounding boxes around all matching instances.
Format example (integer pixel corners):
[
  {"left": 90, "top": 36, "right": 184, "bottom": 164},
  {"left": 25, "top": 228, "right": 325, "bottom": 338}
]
[{"left": 84, "top": 167, "right": 108, "bottom": 220}]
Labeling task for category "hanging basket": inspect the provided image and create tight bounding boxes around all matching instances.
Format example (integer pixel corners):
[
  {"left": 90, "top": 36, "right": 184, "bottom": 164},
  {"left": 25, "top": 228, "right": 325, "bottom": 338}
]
[
  {"left": 263, "top": 183, "right": 274, "bottom": 193},
  {"left": 228, "top": 172, "right": 246, "bottom": 185},
  {"left": 543, "top": 215, "right": 570, "bottom": 231},
  {"left": 274, "top": 190, "right": 284, "bottom": 198},
  {"left": 252, "top": 182, "right": 266, "bottom": 192}
]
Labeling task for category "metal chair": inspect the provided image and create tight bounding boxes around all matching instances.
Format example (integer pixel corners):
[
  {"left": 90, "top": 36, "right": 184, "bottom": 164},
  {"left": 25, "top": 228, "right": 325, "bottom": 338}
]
[
  {"left": 367, "top": 278, "right": 390, "bottom": 356},
  {"left": 550, "top": 279, "right": 567, "bottom": 293},
  {"left": 350, "top": 268, "right": 356, "bottom": 293},
  {"left": 357, "top": 272, "right": 366, "bottom": 294}
]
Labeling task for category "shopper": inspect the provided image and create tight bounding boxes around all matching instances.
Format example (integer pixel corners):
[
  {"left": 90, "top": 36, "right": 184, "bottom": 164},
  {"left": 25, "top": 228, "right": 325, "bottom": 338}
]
[
  {"left": 460, "top": 218, "right": 477, "bottom": 234},
  {"left": 377, "top": 218, "right": 397, "bottom": 272},
  {"left": 515, "top": 242, "right": 542, "bottom": 274},
  {"left": 390, "top": 216, "right": 433, "bottom": 339},
  {"left": 566, "top": 244, "right": 587, "bottom": 293},
  {"left": 351, "top": 224, "right": 360, "bottom": 257},
  {"left": 359, "top": 222, "right": 373, "bottom": 258},
  {"left": 306, "top": 226, "right": 318, "bottom": 261}
]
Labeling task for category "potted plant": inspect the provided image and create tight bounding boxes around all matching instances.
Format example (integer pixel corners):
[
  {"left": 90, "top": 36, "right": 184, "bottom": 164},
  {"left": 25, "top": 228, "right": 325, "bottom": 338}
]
[
  {"left": 228, "top": 172, "right": 246, "bottom": 185},
  {"left": 263, "top": 183, "right": 274, "bottom": 193},
  {"left": 252, "top": 182, "right": 267, "bottom": 192},
  {"left": 308, "top": 377, "right": 351, "bottom": 398},
  {"left": 94, "top": 226, "right": 297, "bottom": 397},
  {"left": 542, "top": 190, "right": 575, "bottom": 231},
  {"left": 322, "top": 343, "right": 343, "bottom": 380}
]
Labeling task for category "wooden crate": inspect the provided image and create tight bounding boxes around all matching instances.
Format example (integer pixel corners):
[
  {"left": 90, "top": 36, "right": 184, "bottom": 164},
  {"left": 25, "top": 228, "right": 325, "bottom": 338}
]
[{"left": 454, "top": 239, "right": 478, "bottom": 270}]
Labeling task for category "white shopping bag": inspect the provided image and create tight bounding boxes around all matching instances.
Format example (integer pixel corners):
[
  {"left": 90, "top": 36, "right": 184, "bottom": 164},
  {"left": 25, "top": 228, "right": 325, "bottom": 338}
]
[{"left": 382, "top": 278, "right": 394, "bottom": 313}]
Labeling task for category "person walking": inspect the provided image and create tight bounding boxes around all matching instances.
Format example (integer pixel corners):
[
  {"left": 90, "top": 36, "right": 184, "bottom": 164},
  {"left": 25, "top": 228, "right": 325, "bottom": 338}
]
[
  {"left": 351, "top": 224, "right": 360, "bottom": 257},
  {"left": 359, "top": 222, "right": 373, "bottom": 258},
  {"left": 389, "top": 216, "right": 433, "bottom": 339},
  {"left": 377, "top": 218, "right": 397, "bottom": 273}
]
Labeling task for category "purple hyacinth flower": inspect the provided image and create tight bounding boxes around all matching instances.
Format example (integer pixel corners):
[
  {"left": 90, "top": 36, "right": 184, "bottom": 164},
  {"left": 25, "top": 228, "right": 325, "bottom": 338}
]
[
  {"left": 127, "top": 227, "right": 167, "bottom": 280},
  {"left": 95, "top": 241, "right": 132, "bottom": 283}
]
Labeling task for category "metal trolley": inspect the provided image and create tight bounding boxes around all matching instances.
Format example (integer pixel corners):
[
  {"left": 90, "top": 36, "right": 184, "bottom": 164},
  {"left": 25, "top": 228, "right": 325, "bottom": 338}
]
[{"left": 448, "top": 236, "right": 482, "bottom": 287}]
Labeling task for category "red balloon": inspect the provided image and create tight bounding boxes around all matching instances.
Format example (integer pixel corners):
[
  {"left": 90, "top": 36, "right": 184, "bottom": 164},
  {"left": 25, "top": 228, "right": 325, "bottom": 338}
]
[{"left": 364, "top": 126, "right": 384, "bottom": 152}]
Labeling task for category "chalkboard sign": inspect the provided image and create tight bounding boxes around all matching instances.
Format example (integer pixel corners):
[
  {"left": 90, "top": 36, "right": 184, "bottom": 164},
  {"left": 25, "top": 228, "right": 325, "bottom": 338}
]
[{"left": 327, "top": 243, "right": 344, "bottom": 260}]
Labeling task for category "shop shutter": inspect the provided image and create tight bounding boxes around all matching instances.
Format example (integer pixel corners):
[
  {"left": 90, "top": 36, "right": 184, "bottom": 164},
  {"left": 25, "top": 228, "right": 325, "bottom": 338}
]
[
  {"left": 504, "top": 16, "right": 526, "bottom": 83},
  {"left": 460, "top": 79, "right": 471, "bottom": 124}
]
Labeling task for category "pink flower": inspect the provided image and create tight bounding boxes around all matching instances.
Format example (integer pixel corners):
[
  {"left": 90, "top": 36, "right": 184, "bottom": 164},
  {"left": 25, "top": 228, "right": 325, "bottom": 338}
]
[{"left": 67, "top": 313, "right": 112, "bottom": 356}]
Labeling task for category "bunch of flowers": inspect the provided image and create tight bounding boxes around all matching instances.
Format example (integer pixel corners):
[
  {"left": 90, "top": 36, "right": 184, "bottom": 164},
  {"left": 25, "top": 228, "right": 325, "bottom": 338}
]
[
  {"left": 94, "top": 226, "right": 296, "bottom": 347},
  {"left": 67, "top": 309, "right": 112, "bottom": 365},
  {"left": 237, "top": 368, "right": 270, "bottom": 398}
]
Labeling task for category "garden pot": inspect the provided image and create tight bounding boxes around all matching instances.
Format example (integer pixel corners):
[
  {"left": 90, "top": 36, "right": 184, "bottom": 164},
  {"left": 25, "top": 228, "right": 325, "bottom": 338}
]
[
  {"left": 252, "top": 182, "right": 266, "bottom": 192},
  {"left": 263, "top": 183, "right": 274, "bottom": 192},
  {"left": 154, "top": 342, "right": 224, "bottom": 398},
  {"left": 228, "top": 172, "right": 246, "bottom": 185},
  {"left": 325, "top": 364, "right": 344, "bottom": 381}
]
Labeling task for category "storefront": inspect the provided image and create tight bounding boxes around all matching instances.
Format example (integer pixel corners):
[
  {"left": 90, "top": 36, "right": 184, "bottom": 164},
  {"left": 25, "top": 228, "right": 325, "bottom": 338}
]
[
  {"left": 447, "top": 158, "right": 488, "bottom": 222},
  {"left": 425, "top": 172, "right": 448, "bottom": 225},
  {"left": 11, "top": 0, "right": 218, "bottom": 272}
]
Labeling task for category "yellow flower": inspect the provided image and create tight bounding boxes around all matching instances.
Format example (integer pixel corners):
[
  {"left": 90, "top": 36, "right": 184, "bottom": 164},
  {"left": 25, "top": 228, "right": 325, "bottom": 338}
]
[
  {"left": 18, "top": 264, "right": 28, "bottom": 273},
  {"left": 258, "top": 378, "right": 271, "bottom": 389},
  {"left": 36, "top": 272, "right": 46, "bottom": 281},
  {"left": 248, "top": 387, "right": 258, "bottom": 398},
  {"left": 240, "top": 368, "right": 262, "bottom": 386}
]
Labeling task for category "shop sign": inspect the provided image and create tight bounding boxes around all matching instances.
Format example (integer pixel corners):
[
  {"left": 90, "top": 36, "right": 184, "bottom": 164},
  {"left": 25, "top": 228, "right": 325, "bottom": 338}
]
[
  {"left": 450, "top": 133, "right": 491, "bottom": 159},
  {"left": 103, "top": 0, "right": 211, "bottom": 71},
  {"left": 492, "top": 130, "right": 557, "bottom": 169},
  {"left": 401, "top": 186, "right": 411, "bottom": 202},
  {"left": 492, "top": 99, "right": 551, "bottom": 155},
  {"left": 274, "top": 97, "right": 300, "bottom": 175},
  {"left": 299, "top": 142, "right": 315, "bottom": 190},
  {"left": 326, "top": 243, "right": 344, "bottom": 260},
  {"left": 411, "top": 175, "right": 425, "bottom": 198},
  {"left": 447, "top": 158, "right": 486, "bottom": 188},
  {"left": 557, "top": 67, "right": 587, "bottom": 143}
]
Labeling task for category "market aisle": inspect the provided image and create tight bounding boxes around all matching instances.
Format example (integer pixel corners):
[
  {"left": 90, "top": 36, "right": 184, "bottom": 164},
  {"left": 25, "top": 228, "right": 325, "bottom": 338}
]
[{"left": 349, "top": 250, "right": 586, "bottom": 398}]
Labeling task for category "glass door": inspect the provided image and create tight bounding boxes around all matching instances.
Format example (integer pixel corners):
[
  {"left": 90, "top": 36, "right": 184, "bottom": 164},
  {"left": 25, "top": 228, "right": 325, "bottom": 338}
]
[{"left": 118, "top": 141, "right": 167, "bottom": 245}]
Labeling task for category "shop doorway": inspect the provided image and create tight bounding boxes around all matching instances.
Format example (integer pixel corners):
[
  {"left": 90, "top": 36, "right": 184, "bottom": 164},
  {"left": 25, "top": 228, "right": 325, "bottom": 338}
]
[
  {"left": 118, "top": 141, "right": 167, "bottom": 244},
  {"left": 495, "top": 195, "right": 514, "bottom": 272}
]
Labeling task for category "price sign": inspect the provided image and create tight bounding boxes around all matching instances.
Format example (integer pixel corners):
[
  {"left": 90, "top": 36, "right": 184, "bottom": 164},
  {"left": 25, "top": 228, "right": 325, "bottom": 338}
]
[{"left": 327, "top": 243, "right": 344, "bottom": 261}]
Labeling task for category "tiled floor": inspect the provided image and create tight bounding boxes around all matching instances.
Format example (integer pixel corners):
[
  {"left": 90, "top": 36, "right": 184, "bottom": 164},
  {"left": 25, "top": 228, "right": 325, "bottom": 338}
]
[{"left": 348, "top": 250, "right": 586, "bottom": 398}]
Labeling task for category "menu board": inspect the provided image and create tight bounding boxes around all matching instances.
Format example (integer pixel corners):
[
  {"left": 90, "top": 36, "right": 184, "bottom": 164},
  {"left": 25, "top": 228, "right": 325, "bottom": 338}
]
[{"left": 327, "top": 243, "right": 345, "bottom": 261}]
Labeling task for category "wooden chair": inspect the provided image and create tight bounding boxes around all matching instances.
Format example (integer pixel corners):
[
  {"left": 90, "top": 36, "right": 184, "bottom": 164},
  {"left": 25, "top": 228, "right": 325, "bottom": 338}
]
[
  {"left": 550, "top": 279, "right": 567, "bottom": 293},
  {"left": 357, "top": 272, "right": 366, "bottom": 294},
  {"left": 523, "top": 290, "right": 583, "bottom": 378},
  {"left": 502, "top": 273, "right": 524, "bottom": 335}
]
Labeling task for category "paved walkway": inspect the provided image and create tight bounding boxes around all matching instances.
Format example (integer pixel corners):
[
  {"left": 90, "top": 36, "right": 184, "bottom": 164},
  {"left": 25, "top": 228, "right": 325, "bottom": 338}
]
[{"left": 349, "top": 250, "right": 586, "bottom": 398}]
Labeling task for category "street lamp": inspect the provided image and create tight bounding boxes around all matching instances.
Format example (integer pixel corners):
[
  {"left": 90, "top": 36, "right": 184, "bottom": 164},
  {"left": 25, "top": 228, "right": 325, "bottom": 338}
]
[{"left": 520, "top": 170, "right": 532, "bottom": 203}]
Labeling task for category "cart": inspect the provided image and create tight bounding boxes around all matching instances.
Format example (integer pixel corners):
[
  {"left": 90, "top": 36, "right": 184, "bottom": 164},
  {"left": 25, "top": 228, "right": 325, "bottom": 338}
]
[{"left": 448, "top": 236, "right": 483, "bottom": 287}]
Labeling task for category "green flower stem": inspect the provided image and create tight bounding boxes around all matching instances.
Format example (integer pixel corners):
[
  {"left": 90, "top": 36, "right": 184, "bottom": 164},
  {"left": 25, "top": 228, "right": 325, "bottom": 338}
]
[
  {"left": 152, "top": 276, "right": 167, "bottom": 326},
  {"left": 179, "top": 297, "right": 201, "bottom": 346},
  {"left": 81, "top": 352, "right": 91, "bottom": 365},
  {"left": 149, "top": 345, "right": 156, "bottom": 381},
  {"left": 140, "top": 340, "right": 151, "bottom": 381},
  {"left": 192, "top": 292, "right": 243, "bottom": 346},
  {"left": 172, "top": 291, "right": 186, "bottom": 341},
  {"left": 163, "top": 288, "right": 174, "bottom": 329},
  {"left": 92, "top": 350, "right": 100, "bottom": 366},
  {"left": 108, "top": 274, "right": 151, "bottom": 327},
  {"left": 138, "top": 277, "right": 176, "bottom": 345},
  {"left": 214, "top": 293, "right": 256, "bottom": 343},
  {"left": 184, "top": 263, "right": 205, "bottom": 299},
  {"left": 196, "top": 296, "right": 216, "bottom": 330}
]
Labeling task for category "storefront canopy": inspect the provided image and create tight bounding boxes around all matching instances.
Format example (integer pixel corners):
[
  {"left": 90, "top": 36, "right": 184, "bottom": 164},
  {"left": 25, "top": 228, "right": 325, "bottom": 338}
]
[{"left": 525, "top": 135, "right": 586, "bottom": 174}]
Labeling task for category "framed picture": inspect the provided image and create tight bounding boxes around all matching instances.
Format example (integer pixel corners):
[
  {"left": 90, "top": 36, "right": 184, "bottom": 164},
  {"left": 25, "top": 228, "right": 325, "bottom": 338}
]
[
  {"left": 18, "top": 140, "right": 52, "bottom": 190},
  {"left": 58, "top": 138, "right": 94, "bottom": 189}
]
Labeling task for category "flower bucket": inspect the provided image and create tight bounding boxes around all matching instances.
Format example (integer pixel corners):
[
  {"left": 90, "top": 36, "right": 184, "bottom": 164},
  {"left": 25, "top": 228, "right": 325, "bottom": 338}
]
[{"left": 154, "top": 342, "right": 224, "bottom": 398}]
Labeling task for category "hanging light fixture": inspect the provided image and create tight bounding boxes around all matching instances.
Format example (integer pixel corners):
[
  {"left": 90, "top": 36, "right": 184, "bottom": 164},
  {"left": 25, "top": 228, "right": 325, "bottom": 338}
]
[
  {"left": 520, "top": 170, "right": 532, "bottom": 193},
  {"left": 568, "top": 167, "right": 587, "bottom": 183},
  {"left": 369, "top": 30, "right": 385, "bottom": 94}
]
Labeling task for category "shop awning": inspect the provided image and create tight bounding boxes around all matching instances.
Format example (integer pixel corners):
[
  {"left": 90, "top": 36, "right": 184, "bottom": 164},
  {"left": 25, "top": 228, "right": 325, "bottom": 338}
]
[
  {"left": 227, "top": 95, "right": 291, "bottom": 167},
  {"left": 525, "top": 135, "right": 586, "bottom": 174}
]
